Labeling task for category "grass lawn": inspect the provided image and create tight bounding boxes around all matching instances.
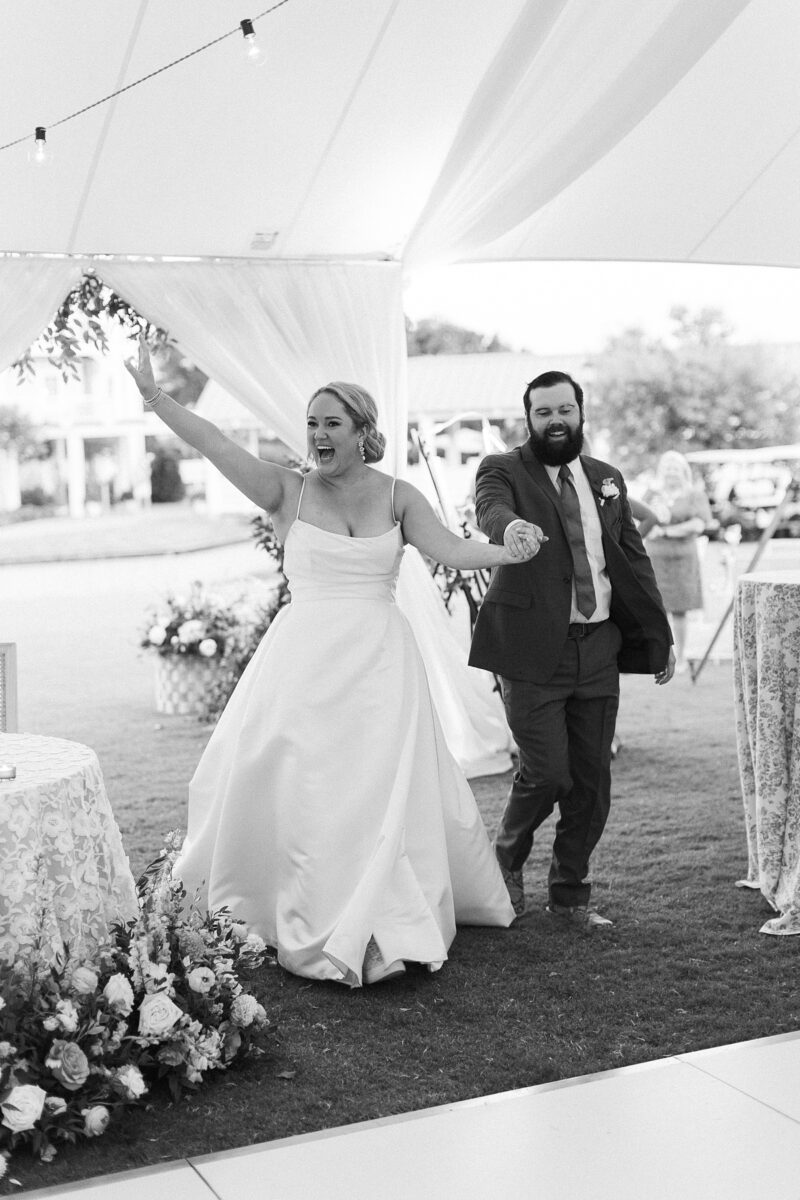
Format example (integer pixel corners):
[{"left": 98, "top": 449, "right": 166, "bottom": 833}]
[{"left": 8, "top": 658, "right": 800, "bottom": 1195}]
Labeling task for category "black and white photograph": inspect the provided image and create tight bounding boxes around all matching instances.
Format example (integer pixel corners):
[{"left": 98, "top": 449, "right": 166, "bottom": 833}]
[{"left": 1, "top": 2, "right": 799, "bottom": 1196}]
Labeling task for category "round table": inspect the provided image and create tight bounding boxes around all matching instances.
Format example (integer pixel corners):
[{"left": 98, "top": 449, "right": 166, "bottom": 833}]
[
  {"left": 0, "top": 732, "right": 138, "bottom": 969},
  {"left": 733, "top": 570, "right": 800, "bottom": 935}
]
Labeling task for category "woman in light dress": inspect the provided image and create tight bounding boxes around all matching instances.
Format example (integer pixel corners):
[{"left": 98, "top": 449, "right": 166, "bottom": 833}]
[
  {"left": 643, "top": 450, "right": 712, "bottom": 674},
  {"left": 125, "top": 338, "right": 544, "bottom": 986}
]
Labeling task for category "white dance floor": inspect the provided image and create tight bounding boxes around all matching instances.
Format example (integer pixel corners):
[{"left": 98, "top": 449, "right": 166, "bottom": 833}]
[{"left": 24, "top": 1029, "right": 800, "bottom": 1199}]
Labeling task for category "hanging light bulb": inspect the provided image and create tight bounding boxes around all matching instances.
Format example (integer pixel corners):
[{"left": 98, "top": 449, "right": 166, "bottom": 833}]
[
  {"left": 239, "top": 18, "right": 266, "bottom": 68},
  {"left": 28, "top": 126, "right": 52, "bottom": 166}
]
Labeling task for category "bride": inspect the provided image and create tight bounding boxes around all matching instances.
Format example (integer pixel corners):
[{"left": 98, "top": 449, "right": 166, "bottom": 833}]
[{"left": 126, "top": 338, "right": 545, "bottom": 986}]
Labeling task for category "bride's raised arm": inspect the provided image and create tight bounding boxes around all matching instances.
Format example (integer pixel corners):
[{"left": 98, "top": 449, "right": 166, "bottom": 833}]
[
  {"left": 393, "top": 479, "right": 546, "bottom": 569},
  {"left": 124, "top": 334, "right": 297, "bottom": 516}
]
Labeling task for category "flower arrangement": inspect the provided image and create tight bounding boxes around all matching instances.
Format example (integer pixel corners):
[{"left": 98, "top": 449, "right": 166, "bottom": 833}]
[
  {"left": 142, "top": 576, "right": 289, "bottom": 721},
  {"left": 142, "top": 581, "right": 243, "bottom": 661},
  {"left": 0, "top": 833, "right": 272, "bottom": 1174}
]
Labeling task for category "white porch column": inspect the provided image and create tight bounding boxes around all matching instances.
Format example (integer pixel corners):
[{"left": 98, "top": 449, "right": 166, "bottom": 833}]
[{"left": 65, "top": 432, "right": 86, "bottom": 518}]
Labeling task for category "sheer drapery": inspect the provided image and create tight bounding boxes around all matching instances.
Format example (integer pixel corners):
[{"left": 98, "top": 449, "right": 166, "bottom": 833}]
[
  {"left": 97, "top": 256, "right": 511, "bottom": 775},
  {"left": 404, "top": 0, "right": 750, "bottom": 267},
  {"left": 98, "top": 259, "right": 409, "bottom": 473},
  {"left": 0, "top": 258, "right": 84, "bottom": 370}
]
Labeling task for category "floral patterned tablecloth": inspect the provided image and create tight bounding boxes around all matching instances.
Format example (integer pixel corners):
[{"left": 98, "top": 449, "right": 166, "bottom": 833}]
[
  {"left": 0, "top": 733, "right": 138, "bottom": 969},
  {"left": 734, "top": 570, "right": 800, "bottom": 935}
]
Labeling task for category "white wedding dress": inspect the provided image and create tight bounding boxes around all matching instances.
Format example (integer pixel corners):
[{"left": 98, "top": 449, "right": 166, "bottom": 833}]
[{"left": 174, "top": 481, "right": 514, "bottom": 985}]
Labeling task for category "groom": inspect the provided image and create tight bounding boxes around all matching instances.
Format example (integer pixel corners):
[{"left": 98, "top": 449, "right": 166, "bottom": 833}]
[{"left": 469, "top": 371, "right": 674, "bottom": 928}]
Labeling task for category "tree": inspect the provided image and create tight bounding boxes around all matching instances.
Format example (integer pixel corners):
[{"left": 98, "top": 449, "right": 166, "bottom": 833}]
[
  {"left": 590, "top": 307, "right": 800, "bottom": 473},
  {"left": 0, "top": 406, "right": 37, "bottom": 456},
  {"left": 406, "top": 316, "right": 511, "bottom": 356}
]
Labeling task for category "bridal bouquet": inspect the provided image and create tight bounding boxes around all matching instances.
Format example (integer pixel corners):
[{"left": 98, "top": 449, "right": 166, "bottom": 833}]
[{"left": 0, "top": 833, "right": 272, "bottom": 1172}]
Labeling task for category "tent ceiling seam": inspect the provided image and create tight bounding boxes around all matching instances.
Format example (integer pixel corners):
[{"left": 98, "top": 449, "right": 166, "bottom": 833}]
[
  {"left": 276, "top": 0, "right": 402, "bottom": 252},
  {"left": 688, "top": 119, "right": 800, "bottom": 260},
  {"left": 66, "top": 0, "right": 151, "bottom": 254}
]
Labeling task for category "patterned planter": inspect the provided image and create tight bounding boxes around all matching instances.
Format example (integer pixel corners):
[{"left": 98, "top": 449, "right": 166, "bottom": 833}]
[{"left": 153, "top": 654, "right": 220, "bottom": 717}]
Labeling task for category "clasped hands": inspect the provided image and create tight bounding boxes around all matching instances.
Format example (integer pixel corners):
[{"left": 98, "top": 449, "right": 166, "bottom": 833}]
[{"left": 503, "top": 519, "right": 547, "bottom": 561}]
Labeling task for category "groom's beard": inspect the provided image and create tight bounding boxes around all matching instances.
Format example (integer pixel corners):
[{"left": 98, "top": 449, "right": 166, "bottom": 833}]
[{"left": 528, "top": 419, "right": 585, "bottom": 466}]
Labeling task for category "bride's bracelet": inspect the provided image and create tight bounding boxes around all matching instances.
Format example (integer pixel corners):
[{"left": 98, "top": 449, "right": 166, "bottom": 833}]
[{"left": 143, "top": 386, "right": 168, "bottom": 409}]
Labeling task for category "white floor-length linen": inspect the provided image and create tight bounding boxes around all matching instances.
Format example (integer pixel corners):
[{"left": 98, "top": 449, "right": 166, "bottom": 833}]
[{"left": 174, "top": 514, "right": 515, "bottom": 985}]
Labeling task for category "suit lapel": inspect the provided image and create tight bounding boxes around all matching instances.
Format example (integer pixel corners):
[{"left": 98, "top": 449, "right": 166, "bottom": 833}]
[
  {"left": 581, "top": 456, "right": 610, "bottom": 527},
  {"left": 520, "top": 442, "right": 569, "bottom": 538}
]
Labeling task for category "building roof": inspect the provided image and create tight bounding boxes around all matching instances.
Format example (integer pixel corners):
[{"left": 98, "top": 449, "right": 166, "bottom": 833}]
[{"left": 406, "top": 352, "right": 593, "bottom": 419}]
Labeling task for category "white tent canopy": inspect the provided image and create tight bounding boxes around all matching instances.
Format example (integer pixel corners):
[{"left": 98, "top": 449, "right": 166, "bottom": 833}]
[
  {"left": 1, "top": 0, "right": 789, "bottom": 270},
  {"left": 1, "top": 0, "right": 795, "bottom": 458}
]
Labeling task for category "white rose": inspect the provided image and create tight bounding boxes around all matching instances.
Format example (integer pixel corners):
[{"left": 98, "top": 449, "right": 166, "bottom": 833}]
[
  {"left": 230, "top": 994, "right": 259, "bottom": 1028},
  {"left": 138, "top": 992, "right": 183, "bottom": 1037},
  {"left": 148, "top": 624, "right": 167, "bottom": 646},
  {"left": 0, "top": 1153, "right": 7, "bottom": 1180},
  {"left": 103, "top": 973, "right": 134, "bottom": 1016},
  {"left": 177, "top": 619, "right": 205, "bottom": 645},
  {"left": 1, "top": 1084, "right": 47, "bottom": 1133},
  {"left": 42, "top": 1015, "right": 59, "bottom": 1032},
  {"left": 70, "top": 965, "right": 99, "bottom": 995},
  {"left": 82, "top": 1105, "right": 111, "bottom": 1137},
  {"left": 44, "top": 1096, "right": 67, "bottom": 1116},
  {"left": 0, "top": 997, "right": 5, "bottom": 1011},
  {"left": 55, "top": 998, "right": 79, "bottom": 1033},
  {"left": 187, "top": 966, "right": 216, "bottom": 994},
  {"left": 198, "top": 638, "right": 218, "bottom": 657},
  {"left": 113, "top": 1064, "right": 147, "bottom": 1100}
]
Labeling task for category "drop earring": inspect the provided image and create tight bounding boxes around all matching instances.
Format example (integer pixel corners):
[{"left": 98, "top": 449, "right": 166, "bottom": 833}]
[{"left": 358, "top": 433, "right": 366, "bottom": 462}]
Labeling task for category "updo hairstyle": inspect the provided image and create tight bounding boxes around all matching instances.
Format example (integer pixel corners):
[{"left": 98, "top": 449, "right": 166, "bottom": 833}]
[{"left": 309, "top": 381, "right": 386, "bottom": 463}]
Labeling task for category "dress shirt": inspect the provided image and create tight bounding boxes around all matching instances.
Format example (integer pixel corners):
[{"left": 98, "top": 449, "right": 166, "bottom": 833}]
[{"left": 545, "top": 459, "right": 611, "bottom": 623}]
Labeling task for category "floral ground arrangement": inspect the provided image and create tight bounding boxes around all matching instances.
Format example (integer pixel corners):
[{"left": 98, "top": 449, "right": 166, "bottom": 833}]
[
  {"left": 0, "top": 834, "right": 272, "bottom": 1185},
  {"left": 141, "top": 576, "right": 288, "bottom": 722},
  {"left": 140, "top": 516, "right": 290, "bottom": 723}
]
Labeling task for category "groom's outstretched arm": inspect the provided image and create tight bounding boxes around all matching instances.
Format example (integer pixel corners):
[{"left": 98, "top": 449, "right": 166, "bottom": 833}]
[{"left": 474, "top": 453, "right": 525, "bottom": 545}]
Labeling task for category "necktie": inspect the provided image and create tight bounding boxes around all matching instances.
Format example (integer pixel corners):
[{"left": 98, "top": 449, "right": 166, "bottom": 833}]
[{"left": 558, "top": 464, "right": 597, "bottom": 619}]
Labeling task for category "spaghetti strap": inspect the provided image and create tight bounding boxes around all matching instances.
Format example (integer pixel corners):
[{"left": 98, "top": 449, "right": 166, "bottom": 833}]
[
  {"left": 391, "top": 477, "right": 397, "bottom": 525},
  {"left": 296, "top": 474, "right": 307, "bottom": 520}
]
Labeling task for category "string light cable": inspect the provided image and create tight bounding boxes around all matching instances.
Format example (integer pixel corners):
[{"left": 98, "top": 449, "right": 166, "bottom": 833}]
[{"left": 0, "top": 2, "right": 291, "bottom": 157}]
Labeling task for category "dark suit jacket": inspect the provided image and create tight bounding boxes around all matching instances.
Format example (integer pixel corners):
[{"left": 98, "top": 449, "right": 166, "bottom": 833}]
[{"left": 469, "top": 442, "right": 672, "bottom": 682}]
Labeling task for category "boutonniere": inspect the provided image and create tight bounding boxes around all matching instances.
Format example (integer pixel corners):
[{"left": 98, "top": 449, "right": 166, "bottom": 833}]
[{"left": 597, "top": 478, "right": 620, "bottom": 506}]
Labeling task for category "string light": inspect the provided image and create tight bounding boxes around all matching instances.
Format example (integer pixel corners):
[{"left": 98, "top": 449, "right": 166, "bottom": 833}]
[
  {"left": 0, "top": 1, "right": 291, "bottom": 161},
  {"left": 28, "top": 127, "right": 51, "bottom": 166},
  {"left": 240, "top": 19, "right": 266, "bottom": 68}
]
